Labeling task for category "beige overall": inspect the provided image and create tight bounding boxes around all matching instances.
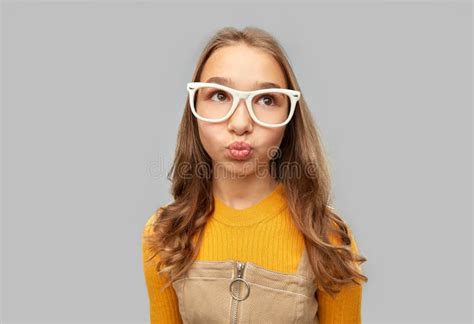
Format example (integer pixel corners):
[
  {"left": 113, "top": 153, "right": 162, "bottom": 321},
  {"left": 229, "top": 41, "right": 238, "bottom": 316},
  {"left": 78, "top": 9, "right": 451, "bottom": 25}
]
[{"left": 171, "top": 247, "right": 319, "bottom": 324}]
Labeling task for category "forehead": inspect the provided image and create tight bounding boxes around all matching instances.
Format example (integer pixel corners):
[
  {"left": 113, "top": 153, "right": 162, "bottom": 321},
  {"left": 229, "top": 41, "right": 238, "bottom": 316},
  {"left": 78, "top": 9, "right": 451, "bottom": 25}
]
[
  {"left": 199, "top": 44, "right": 288, "bottom": 90},
  {"left": 204, "top": 76, "right": 282, "bottom": 90}
]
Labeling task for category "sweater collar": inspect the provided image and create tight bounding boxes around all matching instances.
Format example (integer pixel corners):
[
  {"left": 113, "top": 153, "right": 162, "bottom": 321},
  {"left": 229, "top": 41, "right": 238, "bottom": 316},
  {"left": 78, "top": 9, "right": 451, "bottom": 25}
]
[{"left": 211, "top": 183, "right": 287, "bottom": 226}]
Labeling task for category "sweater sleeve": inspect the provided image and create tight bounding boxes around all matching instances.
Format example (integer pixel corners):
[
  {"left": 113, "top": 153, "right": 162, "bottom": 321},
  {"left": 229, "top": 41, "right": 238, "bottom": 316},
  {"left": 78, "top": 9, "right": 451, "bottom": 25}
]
[
  {"left": 142, "top": 211, "right": 183, "bottom": 324},
  {"left": 316, "top": 227, "right": 364, "bottom": 324}
]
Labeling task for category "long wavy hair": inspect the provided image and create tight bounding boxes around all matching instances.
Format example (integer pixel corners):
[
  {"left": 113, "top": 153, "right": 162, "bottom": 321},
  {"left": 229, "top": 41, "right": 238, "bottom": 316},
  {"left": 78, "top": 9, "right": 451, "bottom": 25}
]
[{"left": 143, "top": 26, "right": 368, "bottom": 298}]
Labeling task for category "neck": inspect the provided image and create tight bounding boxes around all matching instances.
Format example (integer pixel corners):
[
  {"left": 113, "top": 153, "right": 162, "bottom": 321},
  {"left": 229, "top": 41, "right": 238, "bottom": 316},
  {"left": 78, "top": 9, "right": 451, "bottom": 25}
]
[{"left": 212, "top": 175, "right": 279, "bottom": 210}]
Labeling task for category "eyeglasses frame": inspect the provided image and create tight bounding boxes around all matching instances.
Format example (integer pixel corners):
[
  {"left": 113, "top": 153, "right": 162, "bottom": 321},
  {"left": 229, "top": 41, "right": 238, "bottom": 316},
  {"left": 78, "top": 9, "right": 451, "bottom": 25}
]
[{"left": 186, "top": 82, "right": 301, "bottom": 128}]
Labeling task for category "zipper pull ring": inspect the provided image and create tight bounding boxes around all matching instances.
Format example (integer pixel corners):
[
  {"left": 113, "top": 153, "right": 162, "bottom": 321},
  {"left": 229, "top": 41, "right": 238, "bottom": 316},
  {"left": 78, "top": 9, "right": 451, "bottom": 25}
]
[{"left": 229, "top": 261, "right": 250, "bottom": 301}]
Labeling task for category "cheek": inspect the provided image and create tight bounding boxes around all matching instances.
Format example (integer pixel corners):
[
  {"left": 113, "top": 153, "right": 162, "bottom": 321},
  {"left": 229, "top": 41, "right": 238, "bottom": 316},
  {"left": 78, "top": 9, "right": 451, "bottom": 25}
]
[
  {"left": 255, "top": 127, "right": 286, "bottom": 160},
  {"left": 197, "top": 122, "right": 225, "bottom": 158}
]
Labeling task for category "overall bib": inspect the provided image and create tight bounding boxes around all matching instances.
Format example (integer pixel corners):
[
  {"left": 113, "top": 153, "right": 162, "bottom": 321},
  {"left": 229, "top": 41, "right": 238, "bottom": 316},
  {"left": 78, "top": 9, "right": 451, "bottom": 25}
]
[{"left": 171, "top": 247, "right": 319, "bottom": 324}]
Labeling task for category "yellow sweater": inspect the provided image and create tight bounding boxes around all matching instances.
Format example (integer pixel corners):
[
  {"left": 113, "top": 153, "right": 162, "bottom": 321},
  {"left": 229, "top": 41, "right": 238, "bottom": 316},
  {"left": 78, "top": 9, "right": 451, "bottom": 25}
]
[{"left": 142, "top": 184, "right": 363, "bottom": 323}]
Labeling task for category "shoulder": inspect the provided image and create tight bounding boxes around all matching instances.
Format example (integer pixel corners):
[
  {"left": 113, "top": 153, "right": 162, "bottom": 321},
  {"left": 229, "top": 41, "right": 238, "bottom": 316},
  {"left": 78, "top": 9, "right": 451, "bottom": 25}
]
[
  {"left": 142, "top": 204, "right": 171, "bottom": 262},
  {"left": 143, "top": 211, "right": 158, "bottom": 237},
  {"left": 327, "top": 219, "right": 359, "bottom": 254},
  {"left": 144, "top": 210, "right": 159, "bottom": 229},
  {"left": 142, "top": 203, "right": 171, "bottom": 238}
]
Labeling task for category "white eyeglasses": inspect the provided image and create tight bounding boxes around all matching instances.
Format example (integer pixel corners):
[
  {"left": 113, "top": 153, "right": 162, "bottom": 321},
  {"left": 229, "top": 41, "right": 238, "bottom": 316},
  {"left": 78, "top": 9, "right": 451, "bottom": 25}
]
[{"left": 187, "top": 82, "right": 301, "bottom": 128}]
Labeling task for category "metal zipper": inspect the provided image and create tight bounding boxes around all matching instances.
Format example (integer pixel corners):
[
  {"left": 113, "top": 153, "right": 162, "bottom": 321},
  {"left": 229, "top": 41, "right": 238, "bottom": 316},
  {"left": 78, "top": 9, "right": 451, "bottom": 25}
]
[{"left": 230, "top": 260, "right": 247, "bottom": 324}]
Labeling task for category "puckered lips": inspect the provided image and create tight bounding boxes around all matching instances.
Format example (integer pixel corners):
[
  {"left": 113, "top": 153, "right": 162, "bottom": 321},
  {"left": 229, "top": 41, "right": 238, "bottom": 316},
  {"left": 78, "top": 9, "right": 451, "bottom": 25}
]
[{"left": 227, "top": 141, "right": 253, "bottom": 161}]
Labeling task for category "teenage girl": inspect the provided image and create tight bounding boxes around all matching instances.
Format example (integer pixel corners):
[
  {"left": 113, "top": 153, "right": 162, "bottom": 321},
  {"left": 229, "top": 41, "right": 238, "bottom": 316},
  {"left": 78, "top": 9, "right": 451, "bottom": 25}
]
[{"left": 142, "top": 26, "right": 368, "bottom": 324}]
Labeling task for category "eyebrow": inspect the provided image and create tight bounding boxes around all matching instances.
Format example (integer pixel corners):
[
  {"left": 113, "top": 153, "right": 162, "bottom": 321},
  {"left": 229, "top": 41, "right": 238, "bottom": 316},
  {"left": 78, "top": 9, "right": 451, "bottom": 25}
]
[{"left": 204, "top": 76, "right": 283, "bottom": 89}]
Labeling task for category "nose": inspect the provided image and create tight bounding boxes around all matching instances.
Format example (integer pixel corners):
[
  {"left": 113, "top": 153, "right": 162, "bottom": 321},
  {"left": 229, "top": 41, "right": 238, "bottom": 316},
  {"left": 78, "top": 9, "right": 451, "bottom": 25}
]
[{"left": 227, "top": 98, "right": 253, "bottom": 134}]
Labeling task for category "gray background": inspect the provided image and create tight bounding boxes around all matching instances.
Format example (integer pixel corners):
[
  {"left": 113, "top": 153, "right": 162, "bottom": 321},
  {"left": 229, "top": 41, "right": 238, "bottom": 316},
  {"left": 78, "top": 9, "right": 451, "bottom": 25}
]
[{"left": 1, "top": 1, "right": 472, "bottom": 323}]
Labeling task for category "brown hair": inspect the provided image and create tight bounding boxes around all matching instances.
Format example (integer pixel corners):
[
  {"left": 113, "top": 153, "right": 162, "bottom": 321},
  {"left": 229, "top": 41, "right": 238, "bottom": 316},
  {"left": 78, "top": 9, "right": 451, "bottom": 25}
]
[{"left": 143, "top": 26, "right": 368, "bottom": 298}]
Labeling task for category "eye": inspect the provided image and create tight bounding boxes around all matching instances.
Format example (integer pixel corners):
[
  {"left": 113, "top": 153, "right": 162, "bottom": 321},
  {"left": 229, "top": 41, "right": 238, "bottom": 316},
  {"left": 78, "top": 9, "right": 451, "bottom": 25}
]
[
  {"left": 257, "top": 95, "right": 276, "bottom": 106},
  {"left": 210, "top": 90, "right": 230, "bottom": 102}
]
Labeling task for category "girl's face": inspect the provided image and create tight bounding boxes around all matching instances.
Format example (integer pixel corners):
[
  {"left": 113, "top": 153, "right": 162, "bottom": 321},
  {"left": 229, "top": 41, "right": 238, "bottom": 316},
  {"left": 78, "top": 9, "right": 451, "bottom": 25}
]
[{"left": 197, "top": 44, "right": 288, "bottom": 177}]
